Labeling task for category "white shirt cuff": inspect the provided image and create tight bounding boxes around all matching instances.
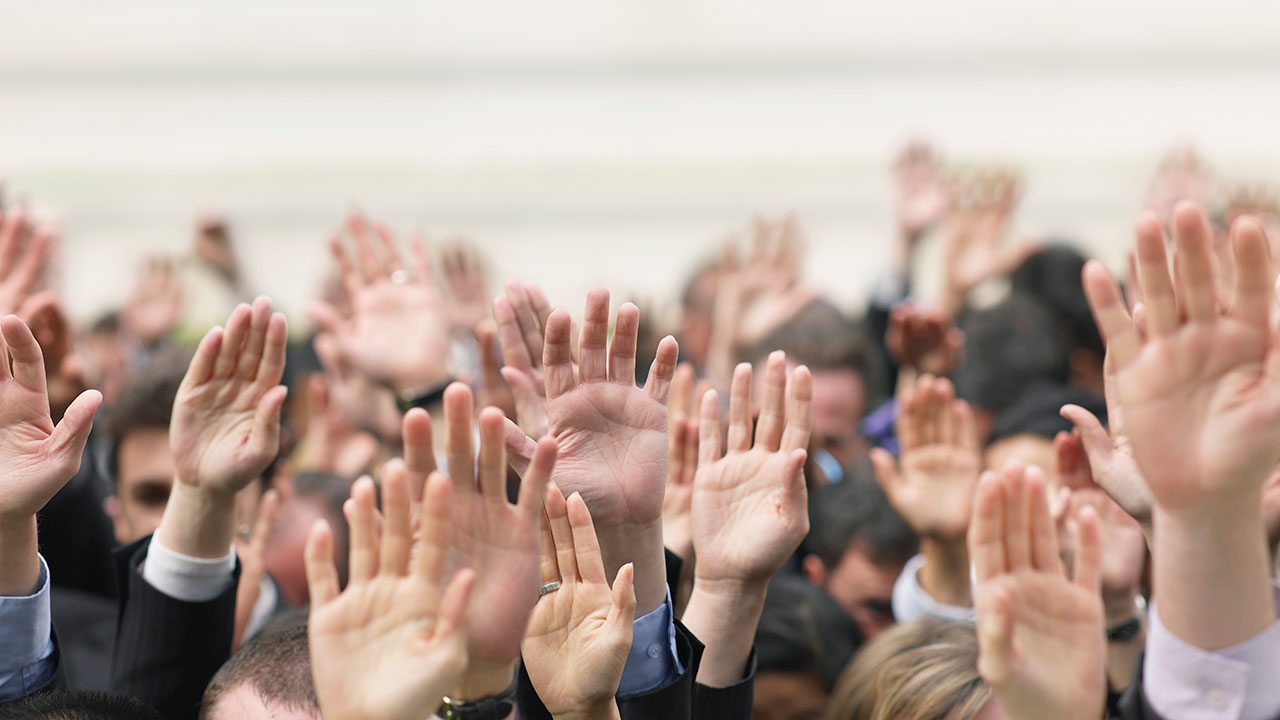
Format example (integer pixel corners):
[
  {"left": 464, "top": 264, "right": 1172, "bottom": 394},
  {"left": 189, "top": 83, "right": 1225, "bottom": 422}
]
[
  {"left": 142, "top": 536, "right": 236, "bottom": 602},
  {"left": 891, "top": 554, "right": 975, "bottom": 624}
]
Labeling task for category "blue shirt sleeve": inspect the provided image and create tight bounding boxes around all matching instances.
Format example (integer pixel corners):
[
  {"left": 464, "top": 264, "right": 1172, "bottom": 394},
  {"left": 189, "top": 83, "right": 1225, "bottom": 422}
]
[
  {"left": 0, "top": 555, "right": 56, "bottom": 701},
  {"left": 616, "top": 585, "right": 685, "bottom": 699}
]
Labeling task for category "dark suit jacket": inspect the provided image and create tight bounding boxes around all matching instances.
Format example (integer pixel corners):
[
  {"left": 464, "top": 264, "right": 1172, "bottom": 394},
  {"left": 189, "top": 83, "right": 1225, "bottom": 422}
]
[
  {"left": 516, "top": 550, "right": 756, "bottom": 720},
  {"left": 49, "top": 587, "right": 117, "bottom": 692},
  {"left": 111, "top": 535, "right": 240, "bottom": 720}
]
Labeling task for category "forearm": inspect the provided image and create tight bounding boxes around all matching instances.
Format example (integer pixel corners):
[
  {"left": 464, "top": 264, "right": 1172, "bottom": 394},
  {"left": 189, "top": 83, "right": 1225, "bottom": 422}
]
[
  {"left": 557, "top": 701, "right": 622, "bottom": 720},
  {"left": 918, "top": 538, "right": 972, "bottom": 607},
  {"left": 1153, "top": 501, "right": 1275, "bottom": 649},
  {"left": 450, "top": 661, "right": 514, "bottom": 703},
  {"left": 598, "top": 521, "right": 667, "bottom": 616},
  {"left": 0, "top": 518, "right": 40, "bottom": 596},
  {"left": 155, "top": 483, "right": 238, "bottom": 560},
  {"left": 681, "top": 578, "right": 765, "bottom": 688}
]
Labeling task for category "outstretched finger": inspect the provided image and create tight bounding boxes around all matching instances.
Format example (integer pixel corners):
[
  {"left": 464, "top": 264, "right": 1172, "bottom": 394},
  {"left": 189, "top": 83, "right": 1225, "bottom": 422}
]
[
  {"left": 493, "top": 294, "right": 535, "bottom": 371},
  {"left": 304, "top": 519, "right": 340, "bottom": 607},
  {"left": 1001, "top": 461, "right": 1032, "bottom": 571},
  {"left": 542, "top": 309, "right": 576, "bottom": 400},
  {"left": 0, "top": 315, "right": 48, "bottom": 394},
  {"left": 781, "top": 365, "right": 814, "bottom": 452},
  {"left": 567, "top": 492, "right": 608, "bottom": 585},
  {"left": 608, "top": 303, "right": 639, "bottom": 386},
  {"left": 515, "top": 436, "right": 558, "bottom": 520},
  {"left": 255, "top": 313, "right": 288, "bottom": 390},
  {"left": 539, "top": 485, "right": 562, "bottom": 587},
  {"left": 443, "top": 383, "right": 476, "bottom": 493},
  {"left": 1083, "top": 261, "right": 1140, "bottom": 368},
  {"left": 213, "top": 303, "right": 252, "bottom": 378},
  {"left": 643, "top": 336, "right": 679, "bottom": 404},
  {"left": 969, "top": 471, "right": 1007, "bottom": 581},
  {"left": 1072, "top": 505, "right": 1104, "bottom": 593},
  {"left": 1134, "top": 215, "right": 1179, "bottom": 335},
  {"left": 344, "top": 477, "right": 380, "bottom": 584},
  {"left": 698, "top": 389, "right": 722, "bottom": 465},
  {"left": 329, "top": 236, "right": 362, "bottom": 300},
  {"left": 236, "top": 297, "right": 273, "bottom": 380},
  {"left": 477, "top": 408, "right": 509, "bottom": 500},
  {"left": 380, "top": 463, "right": 413, "bottom": 577},
  {"left": 1231, "top": 216, "right": 1274, "bottom": 332},
  {"left": 578, "top": 289, "right": 610, "bottom": 382},
  {"left": 412, "top": 473, "right": 454, "bottom": 584},
  {"left": 545, "top": 483, "right": 578, "bottom": 582},
  {"left": 1172, "top": 203, "right": 1218, "bottom": 323},
  {"left": 402, "top": 409, "right": 437, "bottom": 503},
  {"left": 754, "top": 351, "right": 787, "bottom": 451},
  {"left": 726, "top": 363, "right": 753, "bottom": 452},
  {"left": 507, "top": 281, "right": 547, "bottom": 370},
  {"left": 1026, "top": 466, "right": 1061, "bottom": 574}
]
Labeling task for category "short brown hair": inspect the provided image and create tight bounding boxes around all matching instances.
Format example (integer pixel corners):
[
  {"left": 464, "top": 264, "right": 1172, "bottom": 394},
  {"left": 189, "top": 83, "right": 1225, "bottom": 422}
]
[
  {"left": 100, "top": 348, "right": 192, "bottom": 486},
  {"left": 200, "top": 625, "right": 318, "bottom": 719}
]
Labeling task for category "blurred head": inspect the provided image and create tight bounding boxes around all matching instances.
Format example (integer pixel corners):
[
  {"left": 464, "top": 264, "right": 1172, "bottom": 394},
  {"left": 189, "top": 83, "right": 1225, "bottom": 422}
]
[
  {"left": 101, "top": 350, "right": 190, "bottom": 544},
  {"left": 803, "top": 468, "right": 917, "bottom": 640},
  {"left": 0, "top": 691, "right": 163, "bottom": 720},
  {"left": 825, "top": 620, "right": 1001, "bottom": 720},
  {"left": 753, "top": 574, "right": 864, "bottom": 720},
  {"left": 265, "top": 472, "right": 350, "bottom": 608},
  {"left": 749, "top": 299, "right": 881, "bottom": 468},
  {"left": 200, "top": 625, "right": 319, "bottom": 720},
  {"left": 678, "top": 259, "right": 724, "bottom": 371},
  {"left": 1009, "top": 245, "right": 1105, "bottom": 396},
  {"left": 984, "top": 384, "right": 1106, "bottom": 479},
  {"left": 953, "top": 294, "right": 1070, "bottom": 444}
]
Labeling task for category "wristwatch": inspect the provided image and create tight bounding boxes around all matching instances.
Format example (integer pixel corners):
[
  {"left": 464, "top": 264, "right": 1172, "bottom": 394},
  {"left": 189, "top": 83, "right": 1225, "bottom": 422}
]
[
  {"left": 437, "top": 674, "right": 518, "bottom": 720},
  {"left": 1106, "top": 616, "right": 1143, "bottom": 643},
  {"left": 394, "top": 378, "right": 454, "bottom": 415}
]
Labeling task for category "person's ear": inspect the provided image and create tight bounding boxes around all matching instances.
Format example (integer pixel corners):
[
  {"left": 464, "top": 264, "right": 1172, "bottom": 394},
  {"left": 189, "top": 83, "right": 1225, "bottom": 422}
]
[
  {"left": 104, "top": 496, "right": 131, "bottom": 546},
  {"left": 802, "top": 554, "right": 827, "bottom": 587}
]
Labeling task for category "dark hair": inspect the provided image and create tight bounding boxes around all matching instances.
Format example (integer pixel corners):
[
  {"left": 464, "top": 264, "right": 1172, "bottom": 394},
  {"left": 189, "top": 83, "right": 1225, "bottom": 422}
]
[
  {"left": 807, "top": 461, "right": 918, "bottom": 570},
  {"left": 100, "top": 348, "right": 192, "bottom": 486},
  {"left": 1010, "top": 243, "right": 1104, "bottom": 357},
  {"left": 200, "top": 624, "right": 318, "bottom": 719},
  {"left": 680, "top": 259, "right": 723, "bottom": 315},
  {"left": 987, "top": 383, "right": 1107, "bottom": 446},
  {"left": 294, "top": 472, "right": 353, "bottom": 588},
  {"left": 0, "top": 691, "right": 162, "bottom": 720},
  {"left": 953, "top": 293, "right": 1071, "bottom": 415},
  {"left": 745, "top": 299, "right": 883, "bottom": 408},
  {"left": 757, "top": 574, "right": 864, "bottom": 689}
]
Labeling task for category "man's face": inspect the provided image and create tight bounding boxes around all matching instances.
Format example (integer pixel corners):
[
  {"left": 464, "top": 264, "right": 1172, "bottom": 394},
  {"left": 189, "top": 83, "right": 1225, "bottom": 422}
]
[
  {"left": 752, "top": 671, "right": 828, "bottom": 720},
  {"left": 110, "top": 428, "right": 174, "bottom": 544},
  {"left": 206, "top": 684, "right": 320, "bottom": 720},
  {"left": 810, "top": 369, "right": 867, "bottom": 469},
  {"left": 823, "top": 542, "right": 901, "bottom": 641}
]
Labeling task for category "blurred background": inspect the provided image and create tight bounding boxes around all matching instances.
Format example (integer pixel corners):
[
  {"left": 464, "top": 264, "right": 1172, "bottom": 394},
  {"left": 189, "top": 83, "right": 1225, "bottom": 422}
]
[{"left": 4, "top": 0, "right": 1280, "bottom": 324}]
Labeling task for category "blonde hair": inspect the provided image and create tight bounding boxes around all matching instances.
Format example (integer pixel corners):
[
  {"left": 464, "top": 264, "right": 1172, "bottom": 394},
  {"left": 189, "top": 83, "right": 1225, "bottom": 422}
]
[{"left": 824, "top": 619, "right": 991, "bottom": 720}]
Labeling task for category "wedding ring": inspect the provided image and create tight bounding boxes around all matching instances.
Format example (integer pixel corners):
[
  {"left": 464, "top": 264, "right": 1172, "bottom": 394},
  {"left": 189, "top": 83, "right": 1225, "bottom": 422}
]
[
  {"left": 235, "top": 525, "right": 252, "bottom": 542},
  {"left": 390, "top": 269, "right": 410, "bottom": 285},
  {"left": 539, "top": 581, "right": 561, "bottom": 596}
]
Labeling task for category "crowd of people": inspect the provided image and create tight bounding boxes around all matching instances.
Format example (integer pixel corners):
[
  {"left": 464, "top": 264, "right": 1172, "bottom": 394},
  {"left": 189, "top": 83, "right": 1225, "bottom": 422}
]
[{"left": 0, "top": 142, "right": 1277, "bottom": 720}]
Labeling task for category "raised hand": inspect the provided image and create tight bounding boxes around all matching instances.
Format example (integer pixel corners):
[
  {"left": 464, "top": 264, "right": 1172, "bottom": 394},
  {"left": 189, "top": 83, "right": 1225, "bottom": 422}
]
[
  {"left": 970, "top": 462, "right": 1106, "bottom": 720},
  {"left": 313, "top": 331, "right": 402, "bottom": 443},
  {"left": 123, "top": 256, "right": 183, "bottom": 345},
  {"left": 1084, "top": 203, "right": 1280, "bottom": 649},
  {"left": 681, "top": 352, "right": 811, "bottom": 687},
  {"left": 439, "top": 240, "right": 492, "bottom": 332},
  {"left": 523, "top": 486, "right": 633, "bottom": 720},
  {"left": 871, "top": 375, "right": 981, "bottom": 542},
  {"left": 0, "top": 207, "right": 51, "bottom": 317},
  {"left": 440, "top": 383, "right": 558, "bottom": 698},
  {"left": 941, "top": 169, "right": 1037, "bottom": 315},
  {"left": 306, "top": 471, "right": 474, "bottom": 720},
  {"left": 232, "top": 489, "right": 281, "bottom": 650},
  {"left": 492, "top": 280, "right": 555, "bottom": 438},
  {"left": 661, "top": 363, "right": 704, "bottom": 561},
  {"left": 885, "top": 303, "right": 965, "bottom": 377},
  {"left": 310, "top": 214, "right": 452, "bottom": 396},
  {"left": 504, "top": 289, "right": 679, "bottom": 616},
  {"left": 0, "top": 315, "right": 102, "bottom": 594},
  {"left": 170, "top": 297, "right": 288, "bottom": 494},
  {"left": 893, "top": 140, "right": 950, "bottom": 245}
]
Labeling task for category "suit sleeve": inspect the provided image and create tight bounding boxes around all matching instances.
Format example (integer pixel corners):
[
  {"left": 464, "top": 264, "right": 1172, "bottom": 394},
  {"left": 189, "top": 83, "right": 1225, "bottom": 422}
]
[
  {"left": 692, "top": 648, "right": 756, "bottom": 720},
  {"left": 111, "top": 535, "right": 240, "bottom": 720}
]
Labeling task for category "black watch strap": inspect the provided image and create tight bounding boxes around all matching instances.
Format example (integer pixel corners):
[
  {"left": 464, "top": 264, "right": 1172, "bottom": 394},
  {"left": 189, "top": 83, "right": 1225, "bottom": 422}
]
[
  {"left": 1106, "top": 616, "right": 1143, "bottom": 643},
  {"left": 437, "top": 673, "right": 518, "bottom": 720}
]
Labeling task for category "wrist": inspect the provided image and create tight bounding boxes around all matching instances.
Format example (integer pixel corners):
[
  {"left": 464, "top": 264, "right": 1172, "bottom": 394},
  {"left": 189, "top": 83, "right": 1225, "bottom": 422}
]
[
  {"left": 596, "top": 519, "right": 668, "bottom": 616},
  {"left": 556, "top": 700, "right": 621, "bottom": 720},
  {"left": 1103, "top": 589, "right": 1143, "bottom": 626},
  {"left": 0, "top": 516, "right": 40, "bottom": 596},
  {"left": 388, "top": 367, "right": 452, "bottom": 399},
  {"left": 918, "top": 538, "right": 972, "bottom": 607},
  {"left": 155, "top": 480, "right": 239, "bottom": 559},
  {"left": 449, "top": 661, "right": 515, "bottom": 703}
]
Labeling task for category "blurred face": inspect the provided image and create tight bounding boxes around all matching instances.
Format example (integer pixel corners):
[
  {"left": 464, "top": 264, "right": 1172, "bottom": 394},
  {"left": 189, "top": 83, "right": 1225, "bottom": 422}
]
[
  {"left": 984, "top": 434, "right": 1055, "bottom": 480},
  {"left": 824, "top": 542, "right": 901, "bottom": 640},
  {"left": 110, "top": 428, "right": 175, "bottom": 544},
  {"left": 752, "top": 671, "right": 828, "bottom": 720},
  {"left": 206, "top": 684, "right": 319, "bottom": 720},
  {"left": 810, "top": 369, "right": 867, "bottom": 469}
]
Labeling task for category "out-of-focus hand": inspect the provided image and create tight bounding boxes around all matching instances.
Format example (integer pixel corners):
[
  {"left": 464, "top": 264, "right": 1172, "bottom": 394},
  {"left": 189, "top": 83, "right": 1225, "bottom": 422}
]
[
  {"left": 1060, "top": 353, "right": 1152, "bottom": 536},
  {"left": 441, "top": 383, "right": 558, "bottom": 699},
  {"left": 0, "top": 315, "right": 102, "bottom": 594},
  {"left": 306, "top": 471, "right": 473, "bottom": 720},
  {"left": 492, "top": 280, "right": 555, "bottom": 439},
  {"left": 523, "top": 487, "right": 633, "bottom": 720},
  {"left": 893, "top": 140, "right": 950, "bottom": 246},
  {"left": 170, "top": 297, "right": 288, "bottom": 496},
  {"left": 1051, "top": 431, "right": 1146, "bottom": 617},
  {"left": 662, "top": 363, "right": 706, "bottom": 561},
  {"left": 473, "top": 318, "right": 517, "bottom": 424},
  {"left": 310, "top": 214, "right": 452, "bottom": 396},
  {"left": 971, "top": 462, "right": 1107, "bottom": 720},
  {"left": 690, "top": 352, "right": 811, "bottom": 588},
  {"left": 0, "top": 207, "right": 51, "bottom": 317},
  {"left": 1145, "top": 144, "right": 1210, "bottom": 230},
  {"left": 440, "top": 240, "right": 492, "bottom": 333},
  {"left": 871, "top": 375, "right": 981, "bottom": 542},
  {"left": 503, "top": 290, "right": 679, "bottom": 616},
  {"left": 313, "top": 331, "right": 402, "bottom": 442},
  {"left": 941, "top": 169, "right": 1038, "bottom": 314},
  {"left": 232, "top": 489, "right": 280, "bottom": 650},
  {"left": 289, "top": 373, "right": 379, "bottom": 478},
  {"left": 123, "top": 257, "right": 183, "bottom": 345},
  {"left": 885, "top": 303, "right": 965, "bottom": 378}
]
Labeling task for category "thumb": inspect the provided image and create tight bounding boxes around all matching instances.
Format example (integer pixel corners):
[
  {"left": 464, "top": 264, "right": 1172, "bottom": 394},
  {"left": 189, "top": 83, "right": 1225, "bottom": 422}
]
[
  {"left": 1060, "top": 405, "right": 1111, "bottom": 463},
  {"left": 502, "top": 416, "right": 537, "bottom": 478},
  {"left": 869, "top": 447, "right": 900, "bottom": 493},
  {"left": 608, "top": 563, "right": 638, "bottom": 641},
  {"left": 976, "top": 587, "right": 1016, "bottom": 685},
  {"left": 47, "top": 389, "right": 103, "bottom": 471}
]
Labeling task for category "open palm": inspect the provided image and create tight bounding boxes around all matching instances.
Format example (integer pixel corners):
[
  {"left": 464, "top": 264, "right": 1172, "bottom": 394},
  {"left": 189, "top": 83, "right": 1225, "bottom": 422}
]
[
  {"left": 691, "top": 353, "right": 811, "bottom": 584},
  {"left": 970, "top": 462, "right": 1106, "bottom": 720},
  {"left": 170, "top": 298, "right": 287, "bottom": 493}
]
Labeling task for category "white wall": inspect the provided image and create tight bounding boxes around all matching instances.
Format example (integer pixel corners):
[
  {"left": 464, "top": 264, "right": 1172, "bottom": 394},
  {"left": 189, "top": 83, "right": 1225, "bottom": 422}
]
[{"left": 3, "top": 1, "right": 1280, "bottom": 324}]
